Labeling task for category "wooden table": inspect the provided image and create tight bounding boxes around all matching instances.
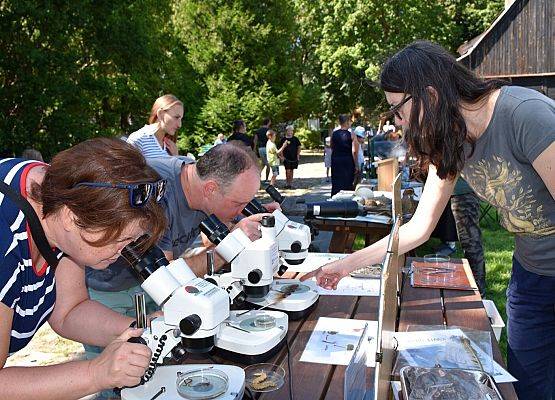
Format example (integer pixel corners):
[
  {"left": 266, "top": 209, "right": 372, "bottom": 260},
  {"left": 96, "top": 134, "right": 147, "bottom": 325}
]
[
  {"left": 178, "top": 270, "right": 377, "bottom": 400},
  {"left": 120, "top": 259, "right": 515, "bottom": 399},
  {"left": 399, "top": 258, "right": 517, "bottom": 399},
  {"left": 306, "top": 216, "right": 391, "bottom": 253}
]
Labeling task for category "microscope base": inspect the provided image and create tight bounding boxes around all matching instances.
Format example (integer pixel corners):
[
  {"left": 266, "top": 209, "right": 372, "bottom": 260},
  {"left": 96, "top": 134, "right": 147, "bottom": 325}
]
[
  {"left": 120, "top": 364, "right": 245, "bottom": 400},
  {"left": 214, "top": 335, "right": 287, "bottom": 364},
  {"left": 245, "top": 279, "right": 320, "bottom": 320},
  {"left": 214, "top": 310, "right": 288, "bottom": 363}
]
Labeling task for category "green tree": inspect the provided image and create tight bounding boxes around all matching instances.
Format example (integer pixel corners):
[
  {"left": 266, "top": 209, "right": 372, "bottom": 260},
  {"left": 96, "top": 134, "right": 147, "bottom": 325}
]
[
  {"left": 172, "top": 0, "right": 300, "bottom": 148},
  {"left": 294, "top": 0, "right": 462, "bottom": 123},
  {"left": 0, "top": 0, "right": 202, "bottom": 159}
]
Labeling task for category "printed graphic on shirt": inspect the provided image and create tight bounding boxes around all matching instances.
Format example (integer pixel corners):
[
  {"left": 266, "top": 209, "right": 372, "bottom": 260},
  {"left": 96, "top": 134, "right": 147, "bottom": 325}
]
[{"left": 463, "top": 155, "right": 553, "bottom": 237}]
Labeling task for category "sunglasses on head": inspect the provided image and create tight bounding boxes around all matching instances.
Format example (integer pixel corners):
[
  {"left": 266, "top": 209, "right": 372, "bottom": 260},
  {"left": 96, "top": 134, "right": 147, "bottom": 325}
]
[
  {"left": 388, "top": 95, "right": 412, "bottom": 120},
  {"left": 74, "top": 180, "right": 167, "bottom": 208}
]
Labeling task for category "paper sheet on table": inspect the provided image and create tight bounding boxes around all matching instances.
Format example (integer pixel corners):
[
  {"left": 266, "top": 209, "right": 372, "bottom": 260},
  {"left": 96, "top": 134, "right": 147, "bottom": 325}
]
[
  {"left": 300, "top": 317, "right": 378, "bottom": 367},
  {"left": 303, "top": 276, "right": 380, "bottom": 297},
  {"left": 284, "top": 252, "right": 347, "bottom": 273},
  {"left": 394, "top": 329, "right": 516, "bottom": 384}
]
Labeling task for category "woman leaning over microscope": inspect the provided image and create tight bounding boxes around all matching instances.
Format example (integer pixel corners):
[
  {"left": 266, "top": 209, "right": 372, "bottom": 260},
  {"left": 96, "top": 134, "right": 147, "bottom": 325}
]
[
  {"left": 0, "top": 138, "right": 167, "bottom": 399},
  {"left": 302, "top": 41, "right": 555, "bottom": 399}
]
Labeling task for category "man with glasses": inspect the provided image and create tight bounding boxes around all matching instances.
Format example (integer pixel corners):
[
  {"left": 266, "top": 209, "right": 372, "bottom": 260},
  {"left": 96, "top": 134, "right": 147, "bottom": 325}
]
[{"left": 84, "top": 143, "right": 272, "bottom": 366}]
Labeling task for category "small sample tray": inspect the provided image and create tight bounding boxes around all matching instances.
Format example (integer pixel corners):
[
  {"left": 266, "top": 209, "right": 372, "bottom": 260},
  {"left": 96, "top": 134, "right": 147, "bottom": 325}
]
[{"left": 410, "top": 261, "right": 477, "bottom": 290}]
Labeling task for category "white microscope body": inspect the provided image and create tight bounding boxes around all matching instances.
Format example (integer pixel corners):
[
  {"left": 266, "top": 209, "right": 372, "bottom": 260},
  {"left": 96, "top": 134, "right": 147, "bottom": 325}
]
[
  {"left": 201, "top": 214, "right": 318, "bottom": 319},
  {"left": 119, "top": 238, "right": 288, "bottom": 368},
  {"left": 242, "top": 198, "right": 312, "bottom": 265}
]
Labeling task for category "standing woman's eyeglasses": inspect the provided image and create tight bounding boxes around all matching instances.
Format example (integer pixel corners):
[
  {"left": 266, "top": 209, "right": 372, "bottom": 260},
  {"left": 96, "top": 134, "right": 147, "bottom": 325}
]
[
  {"left": 388, "top": 95, "right": 412, "bottom": 120},
  {"left": 74, "top": 180, "right": 167, "bottom": 208}
]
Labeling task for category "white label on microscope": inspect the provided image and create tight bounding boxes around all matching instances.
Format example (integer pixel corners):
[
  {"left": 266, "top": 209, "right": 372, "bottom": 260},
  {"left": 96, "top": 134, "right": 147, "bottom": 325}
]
[{"left": 313, "top": 205, "right": 321, "bottom": 216}]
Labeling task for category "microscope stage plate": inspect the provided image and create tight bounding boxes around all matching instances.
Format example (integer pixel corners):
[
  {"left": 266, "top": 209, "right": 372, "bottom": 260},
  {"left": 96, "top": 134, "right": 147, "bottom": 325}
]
[{"left": 120, "top": 364, "right": 244, "bottom": 400}]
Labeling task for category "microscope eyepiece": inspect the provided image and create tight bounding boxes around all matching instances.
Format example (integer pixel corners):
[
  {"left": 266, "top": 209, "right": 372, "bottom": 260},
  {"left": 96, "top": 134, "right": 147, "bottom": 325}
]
[
  {"left": 199, "top": 214, "right": 230, "bottom": 245},
  {"left": 265, "top": 185, "right": 284, "bottom": 204},
  {"left": 121, "top": 235, "right": 169, "bottom": 281},
  {"left": 242, "top": 198, "right": 268, "bottom": 216}
]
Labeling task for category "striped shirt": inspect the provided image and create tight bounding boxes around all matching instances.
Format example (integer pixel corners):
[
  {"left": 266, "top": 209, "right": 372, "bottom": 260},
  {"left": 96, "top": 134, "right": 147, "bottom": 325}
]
[
  {"left": 126, "top": 124, "right": 171, "bottom": 159},
  {"left": 0, "top": 159, "right": 59, "bottom": 354}
]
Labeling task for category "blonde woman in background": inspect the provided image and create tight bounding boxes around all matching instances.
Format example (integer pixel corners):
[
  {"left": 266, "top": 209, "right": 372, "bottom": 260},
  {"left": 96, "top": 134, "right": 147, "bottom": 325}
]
[{"left": 127, "top": 94, "right": 184, "bottom": 158}]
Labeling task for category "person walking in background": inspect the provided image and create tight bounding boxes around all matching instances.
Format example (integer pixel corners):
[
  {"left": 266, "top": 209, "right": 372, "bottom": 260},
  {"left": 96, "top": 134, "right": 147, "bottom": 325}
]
[
  {"left": 278, "top": 125, "right": 301, "bottom": 189},
  {"left": 254, "top": 118, "right": 272, "bottom": 182},
  {"left": 127, "top": 94, "right": 183, "bottom": 158},
  {"left": 330, "top": 114, "right": 359, "bottom": 196},
  {"left": 214, "top": 133, "right": 226, "bottom": 145},
  {"left": 353, "top": 126, "right": 366, "bottom": 186},
  {"left": 228, "top": 119, "right": 253, "bottom": 149},
  {"left": 266, "top": 129, "right": 288, "bottom": 187},
  {"left": 324, "top": 131, "right": 332, "bottom": 182}
]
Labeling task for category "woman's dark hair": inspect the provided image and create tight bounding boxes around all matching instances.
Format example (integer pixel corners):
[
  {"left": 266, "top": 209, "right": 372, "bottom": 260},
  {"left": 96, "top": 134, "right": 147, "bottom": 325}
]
[
  {"left": 379, "top": 40, "right": 505, "bottom": 179},
  {"left": 31, "top": 138, "right": 167, "bottom": 248}
]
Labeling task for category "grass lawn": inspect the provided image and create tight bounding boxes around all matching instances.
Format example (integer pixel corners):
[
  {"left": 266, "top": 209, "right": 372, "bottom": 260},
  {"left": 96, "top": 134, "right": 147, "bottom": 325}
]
[{"left": 353, "top": 204, "right": 514, "bottom": 360}]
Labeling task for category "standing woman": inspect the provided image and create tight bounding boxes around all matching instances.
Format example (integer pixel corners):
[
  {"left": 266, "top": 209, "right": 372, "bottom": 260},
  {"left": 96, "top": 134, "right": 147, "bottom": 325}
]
[
  {"left": 278, "top": 125, "right": 302, "bottom": 190},
  {"left": 303, "top": 41, "right": 555, "bottom": 399},
  {"left": 0, "top": 138, "right": 167, "bottom": 398},
  {"left": 127, "top": 94, "right": 184, "bottom": 158},
  {"left": 330, "top": 114, "right": 359, "bottom": 195}
]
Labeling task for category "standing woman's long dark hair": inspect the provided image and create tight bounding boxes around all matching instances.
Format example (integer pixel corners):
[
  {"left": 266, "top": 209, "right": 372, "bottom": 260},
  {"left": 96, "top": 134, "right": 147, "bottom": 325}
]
[{"left": 379, "top": 40, "right": 506, "bottom": 180}]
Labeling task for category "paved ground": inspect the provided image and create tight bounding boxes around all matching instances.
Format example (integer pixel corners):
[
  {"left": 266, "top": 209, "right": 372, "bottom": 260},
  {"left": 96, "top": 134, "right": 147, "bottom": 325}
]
[
  {"left": 257, "top": 150, "right": 334, "bottom": 252},
  {"left": 5, "top": 150, "right": 334, "bottom": 398}
]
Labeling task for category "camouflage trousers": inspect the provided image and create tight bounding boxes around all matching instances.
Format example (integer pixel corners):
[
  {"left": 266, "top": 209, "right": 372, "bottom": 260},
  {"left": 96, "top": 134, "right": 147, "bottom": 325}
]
[{"left": 451, "top": 192, "right": 486, "bottom": 297}]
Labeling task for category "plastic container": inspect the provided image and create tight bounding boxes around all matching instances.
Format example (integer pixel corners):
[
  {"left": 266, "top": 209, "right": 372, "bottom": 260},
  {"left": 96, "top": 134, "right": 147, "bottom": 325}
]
[{"left": 482, "top": 299, "right": 505, "bottom": 342}]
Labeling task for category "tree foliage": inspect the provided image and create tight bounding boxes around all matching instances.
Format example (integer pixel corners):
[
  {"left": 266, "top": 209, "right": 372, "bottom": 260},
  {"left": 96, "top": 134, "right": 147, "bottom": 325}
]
[
  {"left": 0, "top": 0, "right": 504, "bottom": 156},
  {"left": 0, "top": 0, "right": 202, "bottom": 159}
]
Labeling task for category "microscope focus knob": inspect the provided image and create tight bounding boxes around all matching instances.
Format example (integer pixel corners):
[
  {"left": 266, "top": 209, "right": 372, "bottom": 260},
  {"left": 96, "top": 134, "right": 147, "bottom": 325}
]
[
  {"left": 261, "top": 215, "right": 275, "bottom": 228},
  {"left": 248, "top": 269, "right": 263, "bottom": 284},
  {"left": 179, "top": 314, "right": 202, "bottom": 336},
  {"left": 290, "top": 241, "right": 302, "bottom": 253}
]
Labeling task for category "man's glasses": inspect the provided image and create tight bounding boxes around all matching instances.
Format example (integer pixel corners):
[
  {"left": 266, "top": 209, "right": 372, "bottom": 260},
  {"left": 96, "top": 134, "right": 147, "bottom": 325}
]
[
  {"left": 388, "top": 95, "right": 412, "bottom": 120},
  {"left": 74, "top": 180, "right": 167, "bottom": 208}
]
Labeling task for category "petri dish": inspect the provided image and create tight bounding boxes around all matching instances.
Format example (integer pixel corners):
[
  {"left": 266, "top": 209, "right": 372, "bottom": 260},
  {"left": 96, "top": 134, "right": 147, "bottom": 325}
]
[
  {"left": 176, "top": 367, "right": 229, "bottom": 399},
  {"left": 244, "top": 363, "right": 285, "bottom": 393}
]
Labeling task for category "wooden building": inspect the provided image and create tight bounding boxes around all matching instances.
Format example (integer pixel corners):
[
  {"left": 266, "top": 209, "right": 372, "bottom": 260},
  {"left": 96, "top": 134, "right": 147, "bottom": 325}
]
[{"left": 457, "top": 0, "right": 555, "bottom": 99}]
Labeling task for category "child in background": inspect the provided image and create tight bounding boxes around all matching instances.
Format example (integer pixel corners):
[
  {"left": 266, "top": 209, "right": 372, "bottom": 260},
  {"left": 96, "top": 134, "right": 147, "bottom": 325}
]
[
  {"left": 266, "top": 130, "right": 288, "bottom": 187},
  {"left": 324, "top": 133, "right": 332, "bottom": 182}
]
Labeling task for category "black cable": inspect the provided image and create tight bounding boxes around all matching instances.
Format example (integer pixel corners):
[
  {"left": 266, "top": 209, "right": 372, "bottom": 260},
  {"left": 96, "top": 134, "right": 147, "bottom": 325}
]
[
  {"left": 285, "top": 335, "right": 294, "bottom": 400},
  {"left": 142, "top": 334, "right": 167, "bottom": 383}
]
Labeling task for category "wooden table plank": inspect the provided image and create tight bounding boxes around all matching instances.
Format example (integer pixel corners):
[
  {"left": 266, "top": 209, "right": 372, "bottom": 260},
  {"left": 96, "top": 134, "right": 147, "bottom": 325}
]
[
  {"left": 324, "top": 296, "right": 380, "bottom": 400},
  {"left": 259, "top": 295, "right": 360, "bottom": 400},
  {"left": 398, "top": 258, "right": 444, "bottom": 331},
  {"left": 307, "top": 217, "right": 390, "bottom": 253}
]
